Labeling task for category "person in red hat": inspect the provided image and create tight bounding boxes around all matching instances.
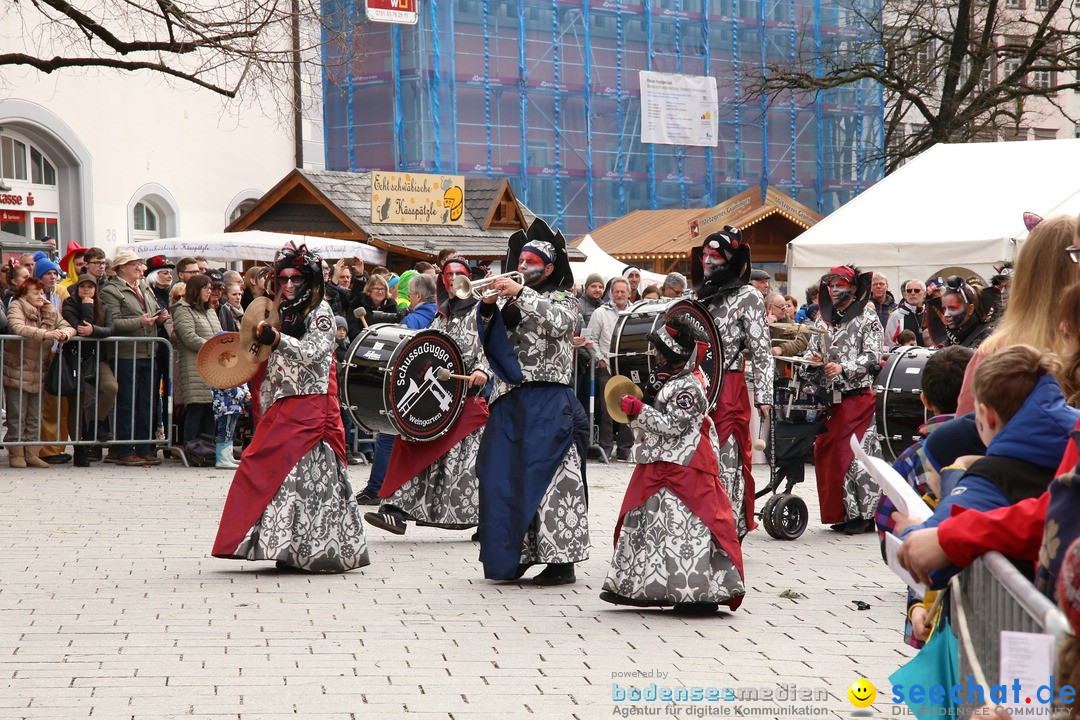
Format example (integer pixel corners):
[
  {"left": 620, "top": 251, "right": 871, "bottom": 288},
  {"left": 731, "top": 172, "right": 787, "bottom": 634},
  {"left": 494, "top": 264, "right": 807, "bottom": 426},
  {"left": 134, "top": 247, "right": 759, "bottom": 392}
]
[
  {"left": 798, "top": 264, "right": 885, "bottom": 533},
  {"left": 58, "top": 241, "right": 90, "bottom": 290}
]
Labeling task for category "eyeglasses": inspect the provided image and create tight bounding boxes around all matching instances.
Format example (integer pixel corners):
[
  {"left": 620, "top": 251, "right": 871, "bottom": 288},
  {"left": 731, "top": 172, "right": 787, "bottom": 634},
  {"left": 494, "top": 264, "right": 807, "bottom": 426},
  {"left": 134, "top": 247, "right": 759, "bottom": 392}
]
[
  {"left": 278, "top": 270, "right": 303, "bottom": 286},
  {"left": 87, "top": 260, "right": 106, "bottom": 266},
  {"left": 904, "top": 288, "right": 924, "bottom": 294},
  {"left": 1068, "top": 245, "right": 1079, "bottom": 264}
]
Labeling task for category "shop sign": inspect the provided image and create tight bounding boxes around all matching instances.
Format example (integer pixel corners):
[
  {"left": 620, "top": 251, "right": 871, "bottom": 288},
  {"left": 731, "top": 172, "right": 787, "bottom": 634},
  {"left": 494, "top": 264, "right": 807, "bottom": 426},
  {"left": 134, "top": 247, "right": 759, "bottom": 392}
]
[
  {"left": 366, "top": 0, "right": 418, "bottom": 24},
  {"left": 0, "top": 210, "right": 26, "bottom": 222},
  {"left": 371, "top": 172, "right": 466, "bottom": 226}
]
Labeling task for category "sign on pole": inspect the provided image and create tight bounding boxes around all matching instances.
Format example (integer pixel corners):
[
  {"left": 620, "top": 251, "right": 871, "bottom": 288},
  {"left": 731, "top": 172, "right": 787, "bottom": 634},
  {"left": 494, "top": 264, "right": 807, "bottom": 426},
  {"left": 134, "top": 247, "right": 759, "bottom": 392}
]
[
  {"left": 365, "top": 0, "right": 418, "bottom": 25},
  {"left": 638, "top": 70, "right": 719, "bottom": 147}
]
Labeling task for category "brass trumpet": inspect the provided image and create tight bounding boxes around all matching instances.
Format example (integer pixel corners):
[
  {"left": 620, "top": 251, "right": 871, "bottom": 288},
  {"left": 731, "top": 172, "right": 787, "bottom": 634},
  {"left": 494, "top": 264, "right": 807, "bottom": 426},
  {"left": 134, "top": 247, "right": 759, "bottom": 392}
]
[{"left": 451, "top": 271, "right": 525, "bottom": 299}]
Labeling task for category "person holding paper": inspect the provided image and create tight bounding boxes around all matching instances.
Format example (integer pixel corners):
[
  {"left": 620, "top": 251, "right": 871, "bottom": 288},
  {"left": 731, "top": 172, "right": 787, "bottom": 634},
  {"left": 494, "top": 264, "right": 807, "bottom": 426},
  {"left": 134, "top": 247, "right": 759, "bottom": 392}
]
[{"left": 896, "top": 344, "right": 1080, "bottom": 589}]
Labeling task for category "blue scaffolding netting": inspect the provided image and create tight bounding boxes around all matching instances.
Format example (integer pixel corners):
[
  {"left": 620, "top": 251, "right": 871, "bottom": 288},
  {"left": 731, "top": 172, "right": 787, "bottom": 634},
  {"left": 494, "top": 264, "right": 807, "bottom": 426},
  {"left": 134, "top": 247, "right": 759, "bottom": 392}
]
[{"left": 322, "top": 0, "right": 885, "bottom": 238}]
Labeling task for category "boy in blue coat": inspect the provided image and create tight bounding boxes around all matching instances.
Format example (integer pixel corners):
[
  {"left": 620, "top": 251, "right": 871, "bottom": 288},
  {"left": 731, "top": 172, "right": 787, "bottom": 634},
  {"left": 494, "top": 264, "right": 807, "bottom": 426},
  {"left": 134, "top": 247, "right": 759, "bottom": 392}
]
[{"left": 896, "top": 344, "right": 1080, "bottom": 589}]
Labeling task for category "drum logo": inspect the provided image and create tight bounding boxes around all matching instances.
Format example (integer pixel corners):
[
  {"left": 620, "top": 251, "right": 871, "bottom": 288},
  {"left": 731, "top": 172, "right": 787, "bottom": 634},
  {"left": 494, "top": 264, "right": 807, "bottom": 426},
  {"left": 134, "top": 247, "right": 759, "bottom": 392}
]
[{"left": 388, "top": 336, "right": 464, "bottom": 441}]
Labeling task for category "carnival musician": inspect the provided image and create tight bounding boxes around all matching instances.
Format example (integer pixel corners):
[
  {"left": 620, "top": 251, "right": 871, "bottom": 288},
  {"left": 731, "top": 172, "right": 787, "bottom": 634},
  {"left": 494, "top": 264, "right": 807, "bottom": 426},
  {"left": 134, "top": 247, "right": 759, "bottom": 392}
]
[
  {"left": 364, "top": 257, "right": 491, "bottom": 535},
  {"left": 475, "top": 220, "right": 590, "bottom": 587},
  {"left": 212, "top": 242, "right": 369, "bottom": 572},
  {"left": 601, "top": 316, "right": 745, "bottom": 613},
  {"left": 693, "top": 226, "right": 774, "bottom": 539},
  {"left": 801, "top": 265, "right": 885, "bottom": 534}
]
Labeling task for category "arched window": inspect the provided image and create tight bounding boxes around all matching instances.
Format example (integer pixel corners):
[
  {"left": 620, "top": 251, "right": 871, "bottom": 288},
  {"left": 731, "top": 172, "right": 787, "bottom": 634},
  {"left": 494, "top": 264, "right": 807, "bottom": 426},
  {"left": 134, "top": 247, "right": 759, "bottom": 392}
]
[
  {"left": 1, "top": 134, "right": 58, "bottom": 186},
  {"left": 127, "top": 184, "right": 179, "bottom": 242},
  {"left": 229, "top": 199, "right": 258, "bottom": 224}
]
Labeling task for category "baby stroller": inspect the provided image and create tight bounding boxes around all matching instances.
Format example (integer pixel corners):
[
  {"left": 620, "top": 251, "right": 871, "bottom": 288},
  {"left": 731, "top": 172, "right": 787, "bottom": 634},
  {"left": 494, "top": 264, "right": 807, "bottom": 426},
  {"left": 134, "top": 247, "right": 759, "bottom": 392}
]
[{"left": 756, "top": 370, "right": 825, "bottom": 540}]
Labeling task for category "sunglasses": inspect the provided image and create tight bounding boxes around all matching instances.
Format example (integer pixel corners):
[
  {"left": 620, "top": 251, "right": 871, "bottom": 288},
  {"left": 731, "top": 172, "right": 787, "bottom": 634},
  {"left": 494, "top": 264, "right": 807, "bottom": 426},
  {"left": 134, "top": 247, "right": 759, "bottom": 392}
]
[
  {"left": 277, "top": 270, "right": 304, "bottom": 286},
  {"left": 1068, "top": 245, "right": 1079, "bottom": 264}
]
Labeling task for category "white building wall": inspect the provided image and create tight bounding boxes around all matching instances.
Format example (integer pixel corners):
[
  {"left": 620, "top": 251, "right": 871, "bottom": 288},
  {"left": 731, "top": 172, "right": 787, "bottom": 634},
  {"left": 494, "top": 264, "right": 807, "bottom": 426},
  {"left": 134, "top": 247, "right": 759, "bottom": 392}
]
[{"left": 0, "top": 48, "right": 322, "bottom": 256}]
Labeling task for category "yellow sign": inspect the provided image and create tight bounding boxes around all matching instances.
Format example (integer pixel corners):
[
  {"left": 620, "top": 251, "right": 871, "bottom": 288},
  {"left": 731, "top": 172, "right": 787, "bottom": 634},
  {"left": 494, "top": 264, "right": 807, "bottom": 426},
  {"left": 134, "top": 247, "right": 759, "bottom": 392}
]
[{"left": 371, "top": 172, "right": 466, "bottom": 226}]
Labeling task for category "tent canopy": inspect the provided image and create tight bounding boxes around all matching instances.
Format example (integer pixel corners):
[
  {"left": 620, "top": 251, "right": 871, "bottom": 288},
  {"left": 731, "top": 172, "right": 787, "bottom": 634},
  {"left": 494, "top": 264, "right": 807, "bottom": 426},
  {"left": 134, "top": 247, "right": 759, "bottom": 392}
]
[
  {"left": 786, "top": 139, "right": 1080, "bottom": 292},
  {"left": 120, "top": 231, "right": 387, "bottom": 265},
  {"left": 572, "top": 236, "right": 667, "bottom": 288}
]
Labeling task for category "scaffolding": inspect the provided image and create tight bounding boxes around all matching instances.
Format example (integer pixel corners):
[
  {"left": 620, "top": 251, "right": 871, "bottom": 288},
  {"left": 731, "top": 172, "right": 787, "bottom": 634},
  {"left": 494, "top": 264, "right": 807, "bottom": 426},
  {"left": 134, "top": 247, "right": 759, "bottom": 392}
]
[{"left": 322, "top": 0, "right": 884, "bottom": 238}]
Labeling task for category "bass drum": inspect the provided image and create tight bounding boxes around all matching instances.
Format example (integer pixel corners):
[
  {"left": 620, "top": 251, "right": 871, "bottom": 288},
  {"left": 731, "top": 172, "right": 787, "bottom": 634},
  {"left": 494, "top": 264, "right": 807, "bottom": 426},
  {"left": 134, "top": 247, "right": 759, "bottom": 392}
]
[
  {"left": 875, "top": 346, "right": 934, "bottom": 462},
  {"left": 610, "top": 299, "right": 725, "bottom": 409},
  {"left": 341, "top": 324, "right": 467, "bottom": 442}
]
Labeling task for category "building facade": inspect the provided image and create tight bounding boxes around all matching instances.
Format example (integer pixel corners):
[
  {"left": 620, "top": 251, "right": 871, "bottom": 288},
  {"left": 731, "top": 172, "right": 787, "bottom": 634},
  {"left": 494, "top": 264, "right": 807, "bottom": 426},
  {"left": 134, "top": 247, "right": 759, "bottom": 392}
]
[{"left": 322, "top": 0, "right": 885, "bottom": 239}]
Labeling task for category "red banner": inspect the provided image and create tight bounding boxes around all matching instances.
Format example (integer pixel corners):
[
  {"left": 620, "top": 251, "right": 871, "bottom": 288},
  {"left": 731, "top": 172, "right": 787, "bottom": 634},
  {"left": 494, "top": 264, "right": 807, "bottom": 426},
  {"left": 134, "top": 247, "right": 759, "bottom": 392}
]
[{"left": 0, "top": 210, "right": 25, "bottom": 222}]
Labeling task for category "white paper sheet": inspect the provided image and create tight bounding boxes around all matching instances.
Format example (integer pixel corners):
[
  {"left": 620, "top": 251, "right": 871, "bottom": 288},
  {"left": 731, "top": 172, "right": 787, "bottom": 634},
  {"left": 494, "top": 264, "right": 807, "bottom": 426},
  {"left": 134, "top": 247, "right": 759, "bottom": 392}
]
[
  {"left": 849, "top": 434, "right": 933, "bottom": 522},
  {"left": 884, "top": 532, "right": 928, "bottom": 595},
  {"left": 999, "top": 631, "right": 1055, "bottom": 709}
]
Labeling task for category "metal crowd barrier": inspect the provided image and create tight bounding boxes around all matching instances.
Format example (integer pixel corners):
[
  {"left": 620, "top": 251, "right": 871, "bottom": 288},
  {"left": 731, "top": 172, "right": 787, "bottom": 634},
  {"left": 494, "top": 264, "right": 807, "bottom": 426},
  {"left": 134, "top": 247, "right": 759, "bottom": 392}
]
[
  {"left": 951, "top": 551, "right": 1072, "bottom": 693},
  {"left": 572, "top": 347, "right": 610, "bottom": 464},
  {"left": 0, "top": 335, "right": 182, "bottom": 463}
]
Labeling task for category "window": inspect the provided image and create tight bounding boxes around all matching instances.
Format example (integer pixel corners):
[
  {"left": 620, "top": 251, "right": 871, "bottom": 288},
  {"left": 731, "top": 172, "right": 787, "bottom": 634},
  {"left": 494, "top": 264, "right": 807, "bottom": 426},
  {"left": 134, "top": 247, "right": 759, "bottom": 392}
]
[
  {"left": 134, "top": 202, "right": 158, "bottom": 232},
  {"left": 1035, "top": 0, "right": 1048, "bottom": 8},
  {"left": 1, "top": 136, "right": 28, "bottom": 181},
  {"left": 914, "top": 40, "right": 935, "bottom": 81},
  {"left": 1005, "top": 0, "right": 1023, "bottom": 7},
  {"left": 1034, "top": 128, "right": 1057, "bottom": 140},
  {"left": 30, "top": 147, "right": 57, "bottom": 186},
  {"left": 229, "top": 199, "right": 257, "bottom": 224},
  {"left": 1031, "top": 69, "right": 1053, "bottom": 89}
]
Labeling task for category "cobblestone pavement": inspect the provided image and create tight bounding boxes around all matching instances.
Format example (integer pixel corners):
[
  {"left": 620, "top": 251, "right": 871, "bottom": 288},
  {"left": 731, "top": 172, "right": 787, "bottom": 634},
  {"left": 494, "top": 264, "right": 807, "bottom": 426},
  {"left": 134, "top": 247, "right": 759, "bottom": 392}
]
[{"left": 1, "top": 454, "right": 914, "bottom": 719}]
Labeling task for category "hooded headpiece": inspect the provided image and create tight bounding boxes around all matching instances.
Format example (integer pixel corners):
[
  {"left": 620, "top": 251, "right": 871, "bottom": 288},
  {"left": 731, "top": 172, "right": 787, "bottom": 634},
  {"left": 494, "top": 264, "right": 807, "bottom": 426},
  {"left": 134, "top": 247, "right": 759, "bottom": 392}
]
[
  {"left": 504, "top": 218, "right": 573, "bottom": 294},
  {"left": 817, "top": 265, "right": 873, "bottom": 326},
  {"left": 692, "top": 225, "right": 751, "bottom": 301},
  {"left": 648, "top": 314, "right": 709, "bottom": 372},
  {"left": 941, "top": 275, "right": 1000, "bottom": 346},
  {"left": 273, "top": 242, "right": 324, "bottom": 339}
]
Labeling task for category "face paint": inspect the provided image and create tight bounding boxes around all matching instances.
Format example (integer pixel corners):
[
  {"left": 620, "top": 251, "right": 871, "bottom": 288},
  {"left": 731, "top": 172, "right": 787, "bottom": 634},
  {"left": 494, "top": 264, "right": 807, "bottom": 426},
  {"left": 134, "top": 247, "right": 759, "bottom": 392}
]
[
  {"left": 277, "top": 269, "right": 306, "bottom": 300},
  {"left": 442, "top": 263, "right": 470, "bottom": 294},
  {"left": 943, "top": 296, "right": 967, "bottom": 328},
  {"left": 702, "top": 245, "right": 726, "bottom": 277},
  {"left": 518, "top": 251, "right": 547, "bottom": 286},
  {"left": 828, "top": 280, "right": 853, "bottom": 305}
]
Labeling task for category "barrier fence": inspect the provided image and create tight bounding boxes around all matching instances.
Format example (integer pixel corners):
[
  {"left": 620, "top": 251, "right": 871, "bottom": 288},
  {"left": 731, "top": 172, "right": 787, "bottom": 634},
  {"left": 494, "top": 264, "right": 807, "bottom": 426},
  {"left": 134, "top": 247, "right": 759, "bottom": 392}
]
[
  {"left": 952, "top": 551, "right": 1072, "bottom": 699},
  {"left": 0, "top": 335, "right": 178, "bottom": 458}
]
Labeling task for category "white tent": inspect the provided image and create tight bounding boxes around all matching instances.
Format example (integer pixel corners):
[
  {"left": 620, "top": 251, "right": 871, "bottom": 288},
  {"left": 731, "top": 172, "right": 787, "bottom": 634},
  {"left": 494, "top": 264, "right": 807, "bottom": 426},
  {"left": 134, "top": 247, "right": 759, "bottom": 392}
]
[
  {"left": 572, "top": 235, "right": 667, "bottom": 288},
  {"left": 786, "top": 139, "right": 1080, "bottom": 293},
  {"left": 120, "top": 231, "right": 387, "bottom": 265}
]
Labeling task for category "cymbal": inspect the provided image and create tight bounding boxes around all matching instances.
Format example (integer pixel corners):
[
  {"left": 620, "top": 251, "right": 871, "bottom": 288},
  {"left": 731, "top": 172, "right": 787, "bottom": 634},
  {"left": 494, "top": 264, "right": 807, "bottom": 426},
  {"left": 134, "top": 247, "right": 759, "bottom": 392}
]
[
  {"left": 604, "top": 374, "right": 644, "bottom": 425},
  {"left": 770, "top": 322, "right": 826, "bottom": 334},
  {"left": 239, "top": 296, "right": 280, "bottom": 363},
  {"left": 197, "top": 333, "right": 258, "bottom": 389},
  {"left": 774, "top": 355, "right": 823, "bottom": 366}
]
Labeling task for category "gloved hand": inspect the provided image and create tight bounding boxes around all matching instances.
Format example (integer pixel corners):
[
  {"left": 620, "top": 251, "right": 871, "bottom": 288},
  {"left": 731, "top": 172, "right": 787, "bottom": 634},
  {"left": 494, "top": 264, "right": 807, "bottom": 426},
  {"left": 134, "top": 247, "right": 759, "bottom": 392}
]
[
  {"left": 620, "top": 394, "right": 644, "bottom": 417},
  {"left": 256, "top": 321, "right": 280, "bottom": 349}
]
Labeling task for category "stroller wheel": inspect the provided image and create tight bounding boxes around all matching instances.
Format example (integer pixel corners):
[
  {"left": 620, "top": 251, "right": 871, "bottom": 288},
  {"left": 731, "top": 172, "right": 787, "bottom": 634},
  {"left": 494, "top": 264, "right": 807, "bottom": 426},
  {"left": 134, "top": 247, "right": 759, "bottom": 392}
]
[
  {"left": 770, "top": 494, "right": 808, "bottom": 541},
  {"left": 759, "top": 494, "right": 782, "bottom": 538}
]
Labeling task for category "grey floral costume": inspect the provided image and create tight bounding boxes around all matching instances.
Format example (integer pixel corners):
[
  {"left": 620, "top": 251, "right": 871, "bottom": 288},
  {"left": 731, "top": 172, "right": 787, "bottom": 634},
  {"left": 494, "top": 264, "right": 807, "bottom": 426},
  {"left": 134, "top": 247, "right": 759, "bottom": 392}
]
[
  {"left": 704, "top": 284, "right": 774, "bottom": 539},
  {"left": 604, "top": 369, "right": 745, "bottom": 607},
  {"left": 214, "top": 300, "right": 370, "bottom": 572},
  {"left": 477, "top": 286, "right": 590, "bottom": 578},
  {"left": 799, "top": 303, "right": 885, "bottom": 523},
  {"left": 384, "top": 308, "right": 490, "bottom": 528}
]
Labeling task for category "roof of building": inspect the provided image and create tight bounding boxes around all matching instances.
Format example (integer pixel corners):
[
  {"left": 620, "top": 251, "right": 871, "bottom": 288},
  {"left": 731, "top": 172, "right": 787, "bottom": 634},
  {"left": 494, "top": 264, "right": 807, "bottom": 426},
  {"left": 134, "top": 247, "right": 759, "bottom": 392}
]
[{"left": 228, "top": 169, "right": 581, "bottom": 262}]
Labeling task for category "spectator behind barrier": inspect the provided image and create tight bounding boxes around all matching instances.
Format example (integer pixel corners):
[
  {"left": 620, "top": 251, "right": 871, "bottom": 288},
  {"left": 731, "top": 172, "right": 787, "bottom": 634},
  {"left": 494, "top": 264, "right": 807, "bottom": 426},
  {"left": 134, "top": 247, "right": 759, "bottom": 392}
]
[
  {"left": 896, "top": 345, "right": 1080, "bottom": 589},
  {"left": 2, "top": 277, "right": 76, "bottom": 468},
  {"left": 61, "top": 277, "right": 118, "bottom": 467},
  {"left": 172, "top": 274, "right": 223, "bottom": 452}
]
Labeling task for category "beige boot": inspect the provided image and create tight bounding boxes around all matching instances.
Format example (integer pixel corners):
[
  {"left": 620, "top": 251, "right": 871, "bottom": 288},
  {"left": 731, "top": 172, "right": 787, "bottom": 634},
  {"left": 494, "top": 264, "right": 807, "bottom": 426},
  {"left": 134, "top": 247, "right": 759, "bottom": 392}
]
[
  {"left": 25, "top": 446, "right": 50, "bottom": 468},
  {"left": 8, "top": 446, "right": 27, "bottom": 469}
]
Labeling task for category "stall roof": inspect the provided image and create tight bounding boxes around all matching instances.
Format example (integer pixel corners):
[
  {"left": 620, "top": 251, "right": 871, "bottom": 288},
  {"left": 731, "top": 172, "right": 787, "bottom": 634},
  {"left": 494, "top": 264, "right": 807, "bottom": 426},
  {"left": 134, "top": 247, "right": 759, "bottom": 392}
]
[{"left": 227, "top": 169, "right": 582, "bottom": 262}]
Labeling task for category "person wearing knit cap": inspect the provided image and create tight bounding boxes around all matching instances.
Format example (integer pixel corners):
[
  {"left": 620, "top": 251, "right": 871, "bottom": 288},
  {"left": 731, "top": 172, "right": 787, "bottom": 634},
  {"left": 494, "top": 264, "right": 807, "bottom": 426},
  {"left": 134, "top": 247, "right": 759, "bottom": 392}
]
[
  {"left": 364, "top": 255, "right": 491, "bottom": 537},
  {"left": 475, "top": 219, "right": 589, "bottom": 587},
  {"left": 692, "top": 225, "right": 773, "bottom": 540},
  {"left": 601, "top": 316, "right": 745, "bottom": 613},
  {"left": 797, "top": 264, "right": 885, "bottom": 533},
  {"left": 32, "top": 252, "right": 74, "bottom": 464}
]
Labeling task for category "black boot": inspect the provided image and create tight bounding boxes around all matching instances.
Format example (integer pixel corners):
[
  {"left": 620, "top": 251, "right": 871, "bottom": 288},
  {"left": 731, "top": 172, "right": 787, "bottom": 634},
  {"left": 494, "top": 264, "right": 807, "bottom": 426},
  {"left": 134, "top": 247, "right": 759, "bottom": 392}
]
[
  {"left": 533, "top": 563, "right": 576, "bottom": 586},
  {"left": 73, "top": 446, "right": 90, "bottom": 468}
]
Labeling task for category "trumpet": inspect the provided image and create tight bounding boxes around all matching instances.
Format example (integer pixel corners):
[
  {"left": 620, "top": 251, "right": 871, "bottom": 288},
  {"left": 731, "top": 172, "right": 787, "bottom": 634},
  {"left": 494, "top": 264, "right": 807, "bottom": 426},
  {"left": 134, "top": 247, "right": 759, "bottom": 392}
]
[{"left": 452, "top": 271, "right": 525, "bottom": 299}]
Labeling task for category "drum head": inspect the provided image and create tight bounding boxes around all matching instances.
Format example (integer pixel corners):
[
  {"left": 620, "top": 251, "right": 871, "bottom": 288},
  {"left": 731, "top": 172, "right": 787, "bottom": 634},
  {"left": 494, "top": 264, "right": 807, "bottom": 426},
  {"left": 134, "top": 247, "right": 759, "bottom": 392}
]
[
  {"left": 384, "top": 328, "right": 466, "bottom": 442},
  {"left": 610, "top": 299, "right": 725, "bottom": 410}
]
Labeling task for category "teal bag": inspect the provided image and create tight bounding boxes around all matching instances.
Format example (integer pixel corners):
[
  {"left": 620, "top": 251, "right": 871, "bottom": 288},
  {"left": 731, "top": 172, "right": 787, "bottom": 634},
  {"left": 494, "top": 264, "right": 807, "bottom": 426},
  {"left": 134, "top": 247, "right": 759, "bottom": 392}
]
[{"left": 889, "top": 616, "right": 960, "bottom": 715}]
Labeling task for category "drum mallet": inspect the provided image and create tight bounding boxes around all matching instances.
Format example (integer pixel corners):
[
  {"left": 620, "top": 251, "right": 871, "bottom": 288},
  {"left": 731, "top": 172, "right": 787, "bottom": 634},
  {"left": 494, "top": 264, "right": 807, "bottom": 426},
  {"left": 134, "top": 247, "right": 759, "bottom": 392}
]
[
  {"left": 435, "top": 367, "right": 472, "bottom": 382},
  {"left": 353, "top": 307, "right": 369, "bottom": 329}
]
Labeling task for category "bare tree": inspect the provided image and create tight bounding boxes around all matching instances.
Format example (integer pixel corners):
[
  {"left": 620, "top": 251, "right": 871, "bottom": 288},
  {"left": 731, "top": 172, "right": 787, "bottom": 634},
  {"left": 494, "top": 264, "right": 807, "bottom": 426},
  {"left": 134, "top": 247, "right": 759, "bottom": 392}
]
[
  {"left": 1, "top": 0, "right": 351, "bottom": 100},
  {"left": 751, "top": 0, "right": 1080, "bottom": 172}
]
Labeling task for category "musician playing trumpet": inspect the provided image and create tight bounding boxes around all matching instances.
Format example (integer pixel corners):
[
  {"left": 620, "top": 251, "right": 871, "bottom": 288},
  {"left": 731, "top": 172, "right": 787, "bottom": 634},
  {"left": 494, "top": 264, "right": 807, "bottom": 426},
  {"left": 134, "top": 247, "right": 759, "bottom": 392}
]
[
  {"left": 475, "top": 220, "right": 591, "bottom": 587},
  {"left": 364, "top": 258, "right": 491, "bottom": 536}
]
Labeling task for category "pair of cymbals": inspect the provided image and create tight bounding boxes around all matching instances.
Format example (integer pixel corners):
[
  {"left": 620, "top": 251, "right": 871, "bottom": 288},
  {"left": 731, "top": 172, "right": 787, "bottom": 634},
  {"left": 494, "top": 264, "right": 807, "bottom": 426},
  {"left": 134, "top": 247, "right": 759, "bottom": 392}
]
[
  {"left": 197, "top": 298, "right": 280, "bottom": 389},
  {"left": 604, "top": 374, "right": 644, "bottom": 425}
]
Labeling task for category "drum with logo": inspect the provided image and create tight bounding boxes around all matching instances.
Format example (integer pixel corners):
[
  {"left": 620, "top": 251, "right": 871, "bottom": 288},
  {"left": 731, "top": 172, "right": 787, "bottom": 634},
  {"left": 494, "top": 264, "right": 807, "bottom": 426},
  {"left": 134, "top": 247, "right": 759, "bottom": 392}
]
[
  {"left": 875, "top": 345, "right": 934, "bottom": 462},
  {"left": 609, "top": 299, "right": 725, "bottom": 409},
  {"left": 341, "top": 324, "right": 466, "bottom": 441}
]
